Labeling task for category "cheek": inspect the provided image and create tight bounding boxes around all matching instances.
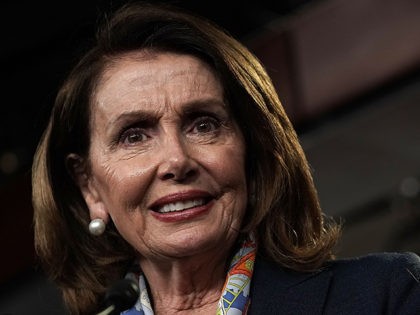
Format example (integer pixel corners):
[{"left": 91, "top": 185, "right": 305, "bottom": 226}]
[
  {"left": 202, "top": 143, "right": 247, "bottom": 194},
  {"left": 222, "top": 141, "right": 246, "bottom": 180},
  {"left": 92, "top": 156, "right": 156, "bottom": 211}
]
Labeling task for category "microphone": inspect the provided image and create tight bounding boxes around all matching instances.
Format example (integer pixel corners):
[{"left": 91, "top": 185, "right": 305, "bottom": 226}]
[{"left": 96, "top": 278, "right": 140, "bottom": 315}]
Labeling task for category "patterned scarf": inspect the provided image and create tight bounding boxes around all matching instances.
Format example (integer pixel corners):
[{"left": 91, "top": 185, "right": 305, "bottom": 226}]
[{"left": 122, "top": 237, "right": 256, "bottom": 315}]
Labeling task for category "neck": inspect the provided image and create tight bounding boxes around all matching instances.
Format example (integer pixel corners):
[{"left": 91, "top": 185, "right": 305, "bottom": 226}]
[{"left": 138, "top": 250, "right": 231, "bottom": 314}]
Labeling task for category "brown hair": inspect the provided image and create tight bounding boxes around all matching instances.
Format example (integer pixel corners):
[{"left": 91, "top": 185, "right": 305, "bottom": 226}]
[{"left": 33, "top": 2, "right": 340, "bottom": 314}]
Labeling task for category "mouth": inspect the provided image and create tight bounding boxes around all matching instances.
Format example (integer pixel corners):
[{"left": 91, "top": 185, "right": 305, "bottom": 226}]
[
  {"left": 150, "top": 191, "right": 213, "bottom": 214},
  {"left": 155, "top": 198, "right": 209, "bottom": 213}
]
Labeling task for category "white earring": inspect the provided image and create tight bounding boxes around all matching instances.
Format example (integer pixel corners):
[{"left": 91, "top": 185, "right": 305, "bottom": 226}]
[{"left": 89, "top": 218, "right": 106, "bottom": 236}]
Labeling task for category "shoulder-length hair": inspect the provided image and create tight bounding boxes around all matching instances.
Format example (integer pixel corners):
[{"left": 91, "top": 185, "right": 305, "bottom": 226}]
[{"left": 33, "top": 1, "right": 340, "bottom": 314}]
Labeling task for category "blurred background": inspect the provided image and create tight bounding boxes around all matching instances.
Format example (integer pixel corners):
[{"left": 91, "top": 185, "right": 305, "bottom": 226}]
[{"left": 1, "top": 0, "right": 419, "bottom": 313}]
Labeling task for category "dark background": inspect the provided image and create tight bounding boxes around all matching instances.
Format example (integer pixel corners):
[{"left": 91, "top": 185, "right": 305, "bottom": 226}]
[{"left": 1, "top": 0, "right": 419, "bottom": 313}]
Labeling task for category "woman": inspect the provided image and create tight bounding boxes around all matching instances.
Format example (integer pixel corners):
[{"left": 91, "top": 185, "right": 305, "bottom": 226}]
[{"left": 32, "top": 2, "right": 420, "bottom": 314}]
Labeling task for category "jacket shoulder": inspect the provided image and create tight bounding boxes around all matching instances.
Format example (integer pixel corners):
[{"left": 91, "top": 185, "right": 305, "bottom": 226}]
[
  {"left": 332, "top": 251, "right": 419, "bottom": 264},
  {"left": 330, "top": 251, "right": 419, "bottom": 271},
  {"left": 250, "top": 253, "right": 420, "bottom": 314},
  {"left": 325, "top": 252, "right": 420, "bottom": 314},
  {"left": 328, "top": 252, "right": 420, "bottom": 283}
]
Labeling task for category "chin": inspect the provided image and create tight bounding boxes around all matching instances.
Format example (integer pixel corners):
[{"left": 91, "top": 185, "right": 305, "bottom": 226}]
[{"left": 160, "top": 228, "right": 238, "bottom": 259}]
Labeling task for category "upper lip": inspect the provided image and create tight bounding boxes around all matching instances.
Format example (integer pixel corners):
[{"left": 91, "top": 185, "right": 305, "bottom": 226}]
[{"left": 149, "top": 190, "right": 214, "bottom": 211}]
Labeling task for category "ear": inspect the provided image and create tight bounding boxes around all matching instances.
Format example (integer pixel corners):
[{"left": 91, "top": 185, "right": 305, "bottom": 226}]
[{"left": 66, "top": 153, "right": 109, "bottom": 223}]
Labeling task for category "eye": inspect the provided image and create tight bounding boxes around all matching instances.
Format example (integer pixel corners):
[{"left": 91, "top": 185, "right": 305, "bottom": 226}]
[
  {"left": 191, "top": 117, "right": 220, "bottom": 134},
  {"left": 120, "top": 127, "right": 148, "bottom": 145}
]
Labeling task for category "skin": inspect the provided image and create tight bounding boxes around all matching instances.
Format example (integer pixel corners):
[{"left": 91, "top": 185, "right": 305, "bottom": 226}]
[{"left": 76, "top": 51, "right": 248, "bottom": 313}]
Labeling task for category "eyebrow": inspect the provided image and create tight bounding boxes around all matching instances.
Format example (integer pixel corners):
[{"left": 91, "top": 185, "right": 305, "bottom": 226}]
[
  {"left": 182, "top": 98, "right": 228, "bottom": 115},
  {"left": 109, "top": 97, "right": 228, "bottom": 126},
  {"left": 109, "top": 110, "right": 158, "bottom": 127}
]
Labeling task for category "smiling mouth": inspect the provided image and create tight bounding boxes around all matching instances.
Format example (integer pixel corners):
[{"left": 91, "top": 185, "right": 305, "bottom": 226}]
[{"left": 154, "top": 198, "right": 210, "bottom": 213}]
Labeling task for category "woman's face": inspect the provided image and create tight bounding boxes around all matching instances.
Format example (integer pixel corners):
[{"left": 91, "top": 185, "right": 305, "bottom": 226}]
[{"left": 81, "top": 51, "right": 247, "bottom": 261}]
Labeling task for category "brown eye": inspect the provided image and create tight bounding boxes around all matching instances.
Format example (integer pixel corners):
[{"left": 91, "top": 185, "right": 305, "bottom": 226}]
[
  {"left": 192, "top": 117, "right": 220, "bottom": 134},
  {"left": 120, "top": 128, "right": 148, "bottom": 145}
]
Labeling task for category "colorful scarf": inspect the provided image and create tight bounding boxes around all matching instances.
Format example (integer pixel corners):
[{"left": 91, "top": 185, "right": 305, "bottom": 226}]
[{"left": 122, "top": 237, "right": 256, "bottom": 315}]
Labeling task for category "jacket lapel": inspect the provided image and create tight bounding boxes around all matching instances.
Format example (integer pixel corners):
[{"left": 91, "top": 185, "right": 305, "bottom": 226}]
[{"left": 249, "top": 257, "right": 332, "bottom": 314}]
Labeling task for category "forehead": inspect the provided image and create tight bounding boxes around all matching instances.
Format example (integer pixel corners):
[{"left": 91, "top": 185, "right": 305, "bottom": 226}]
[
  {"left": 92, "top": 51, "right": 224, "bottom": 115},
  {"left": 96, "top": 51, "right": 220, "bottom": 96}
]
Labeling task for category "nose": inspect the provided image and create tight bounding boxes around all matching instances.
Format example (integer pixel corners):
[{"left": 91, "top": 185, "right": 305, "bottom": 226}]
[{"left": 157, "top": 134, "right": 198, "bottom": 182}]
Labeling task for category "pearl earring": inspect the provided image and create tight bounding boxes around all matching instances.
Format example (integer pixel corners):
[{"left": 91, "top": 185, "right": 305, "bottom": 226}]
[{"left": 89, "top": 218, "right": 106, "bottom": 236}]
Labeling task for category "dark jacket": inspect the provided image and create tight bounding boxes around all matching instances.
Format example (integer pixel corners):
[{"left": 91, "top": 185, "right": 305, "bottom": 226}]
[{"left": 249, "top": 252, "right": 420, "bottom": 314}]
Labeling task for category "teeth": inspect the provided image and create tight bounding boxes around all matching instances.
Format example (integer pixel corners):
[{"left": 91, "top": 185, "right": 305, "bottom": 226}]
[{"left": 158, "top": 198, "right": 205, "bottom": 213}]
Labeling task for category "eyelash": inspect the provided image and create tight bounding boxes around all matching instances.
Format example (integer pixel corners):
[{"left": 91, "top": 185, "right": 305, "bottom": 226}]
[
  {"left": 119, "top": 127, "right": 148, "bottom": 145},
  {"left": 190, "top": 116, "right": 221, "bottom": 134},
  {"left": 116, "top": 114, "right": 223, "bottom": 146}
]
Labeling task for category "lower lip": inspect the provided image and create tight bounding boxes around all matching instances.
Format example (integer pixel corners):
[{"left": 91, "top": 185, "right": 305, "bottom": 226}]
[{"left": 150, "top": 200, "right": 214, "bottom": 223}]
